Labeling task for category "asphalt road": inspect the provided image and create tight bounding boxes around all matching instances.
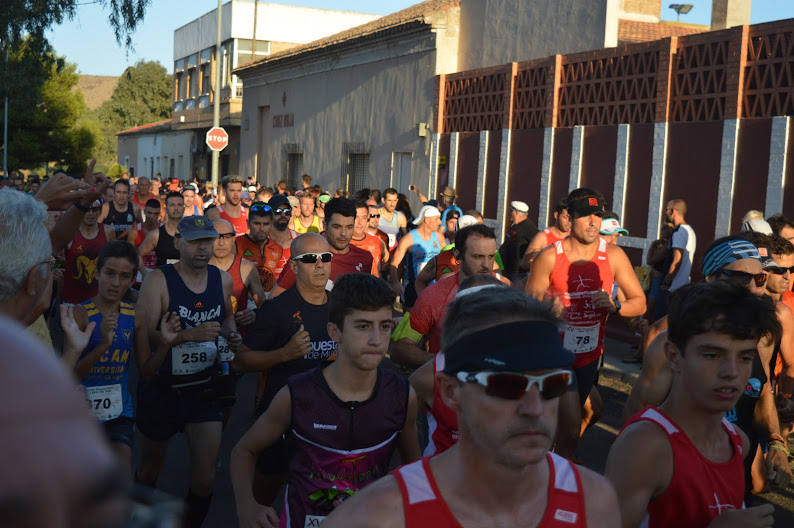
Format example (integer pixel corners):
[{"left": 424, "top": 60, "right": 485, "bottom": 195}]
[{"left": 137, "top": 341, "right": 794, "bottom": 527}]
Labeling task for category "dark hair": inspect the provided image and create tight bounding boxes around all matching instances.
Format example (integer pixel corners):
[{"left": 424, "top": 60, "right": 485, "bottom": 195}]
[
  {"left": 165, "top": 191, "right": 183, "bottom": 204},
  {"left": 301, "top": 174, "right": 312, "bottom": 184},
  {"left": 602, "top": 210, "right": 619, "bottom": 221},
  {"left": 145, "top": 198, "right": 161, "bottom": 209},
  {"left": 667, "top": 281, "right": 780, "bottom": 352},
  {"left": 458, "top": 273, "right": 503, "bottom": 291},
  {"left": 464, "top": 209, "right": 483, "bottom": 220},
  {"left": 354, "top": 199, "right": 369, "bottom": 212},
  {"left": 383, "top": 187, "right": 398, "bottom": 198},
  {"left": 740, "top": 231, "right": 772, "bottom": 252},
  {"left": 553, "top": 200, "right": 568, "bottom": 215},
  {"left": 324, "top": 197, "right": 356, "bottom": 224},
  {"left": 114, "top": 179, "right": 130, "bottom": 190},
  {"left": 248, "top": 202, "right": 274, "bottom": 220},
  {"left": 767, "top": 214, "right": 794, "bottom": 237},
  {"left": 97, "top": 240, "right": 139, "bottom": 278},
  {"left": 567, "top": 187, "right": 605, "bottom": 205},
  {"left": 455, "top": 224, "right": 496, "bottom": 255},
  {"left": 369, "top": 189, "right": 382, "bottom": 203},
  {"left": 769, "top": 234, "right": 794, "bottom": 256},
  {"left": 222, "top": 175, "right": 243, "bottom": 189},
  {"left": 353, "top": 188, "right": 371, "bottom": 202},
  {"left": 328, "top": 273, "right": 395, "bottom": 329}
]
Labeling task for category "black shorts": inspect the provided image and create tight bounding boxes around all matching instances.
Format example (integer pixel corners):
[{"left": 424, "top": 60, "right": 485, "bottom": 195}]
[
  {"left": 103, "top": 416, "right": 135, "bottom": 448},
  {"left": 136, "top": 380, "right": 223, "bottom": 441},
  {"left": 255, "top": 435, "right": 290, "bottom": 475},
  {"left": 573, "top": 360, "right": 600, "bottom": 406}
]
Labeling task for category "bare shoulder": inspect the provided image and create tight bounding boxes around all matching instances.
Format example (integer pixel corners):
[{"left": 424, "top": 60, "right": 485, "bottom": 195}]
[
  {"left": 534, "top": 244, "right": 557, "bottom": 268},
  {"left": 606, "top": 242, "right": 631, "bottom": 264},
  {"left": 776, "top": 300, "right": 794, "bottom": 322},
  {"left": 576, "top": 465, "right": 621, "bottom": 528},
  {"left": 608, "top": 419, "right": 673, "bottom": 475},
  {"left": 321, "top": 474, "right": 404, "bottom": 528}
]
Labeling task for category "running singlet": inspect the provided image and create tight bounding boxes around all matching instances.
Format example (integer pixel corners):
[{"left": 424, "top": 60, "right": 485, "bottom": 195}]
[
  {"left": 282, "top": 367, "right": 409, "bottom": 528},
  {"left": 134, "top": 225, "right": 158, "bottom": 270},
  {"left": 158, "top": 264, "right": 226, "bottom": 383},
  {"left": 548, "top": 238, "right": 613, "bottom": 368},
  {"left": 407, "top": 229, "right": 443, "bottom": 282},
  {"left": 409, "top": 274, "right": 460, "bottom": 355},
  {"left": 393, "top": 453, "right": 587, "bottom": 528},
  {"left": 277, "top": 245, "right": 373, "bottom": 290},
  {"left": 155, "top": 225, "right": 180, "bottom": 267},
  {"left": 350, "top": 234, "right": 382, "bottom": 275},
  {"left": 293, "top": 214, "right": 322, "bottom": 234},
  {"left": 624, "top": 407, "right": 745, "bottom": 528},
  {"left": 64, "top": 227, "right": 108, "bottom": 304},
  {"left": 219, "top": 205, "right": 248, "bottom": 236},
  {"left": 272, "top": 229, "right": 299, "bottom": 277},
  {"left": 425, "top": 352, "right": 459, "bottom": 456},
  {"left": 378, "top": 210, "right": 401, "bottom": 249},
  {"left": 235, "top": 235, "right": 280, "bottom": 291},
  {"left": 544, "top": 228, "right": 566, "bottom": 246},
  {"left": 79, "top": 300, "right": 136, "bottom": 422},
  {"left": 104, "top": 202, "right": 135, "bottom": 238},
  {"left": 224, "top": 253, "right": 249, "bottom": 315}
]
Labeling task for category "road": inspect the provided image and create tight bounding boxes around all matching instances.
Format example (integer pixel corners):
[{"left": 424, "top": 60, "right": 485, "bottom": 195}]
[{"left": 137, "top": 339, "right": 794, "bottom": 527}]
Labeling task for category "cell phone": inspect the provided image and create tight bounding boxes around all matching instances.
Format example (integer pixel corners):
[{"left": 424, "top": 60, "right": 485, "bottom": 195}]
[{"left": 409, "top": 184, "right": 415, "bottom": 191}]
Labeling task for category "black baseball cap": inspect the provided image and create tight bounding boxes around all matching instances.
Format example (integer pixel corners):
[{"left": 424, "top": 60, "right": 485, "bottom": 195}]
[
  {"left": 177, "top": 216, "right": 219, "bottom": 241},
  {"left": 567, "top": 194, "right": 605, "bottom": 218},
  {"left": 268, "top": 194, "right": 290, "bottom": 209}
]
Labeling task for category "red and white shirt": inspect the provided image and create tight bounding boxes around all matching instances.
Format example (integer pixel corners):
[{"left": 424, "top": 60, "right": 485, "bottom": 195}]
[{"left": 424, "top": 353, "right": 459, "bottom": 456}]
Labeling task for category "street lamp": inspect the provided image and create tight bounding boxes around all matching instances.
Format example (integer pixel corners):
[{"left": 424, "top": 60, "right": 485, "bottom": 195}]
[{"left": 669, "top": 3, "right": 694, "bottom": 22}]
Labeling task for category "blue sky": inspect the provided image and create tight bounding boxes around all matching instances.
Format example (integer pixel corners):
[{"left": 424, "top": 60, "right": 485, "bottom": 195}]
[{"left": 48, "top": 0, "right": 794, "bottom": 76}]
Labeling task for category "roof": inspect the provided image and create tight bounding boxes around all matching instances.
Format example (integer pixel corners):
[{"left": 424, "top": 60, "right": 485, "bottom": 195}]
[
  {"left": 117, "top": 119, "right": 172, "bottom": 137},
  {"left": 618, "top": 19, "right": 709, "bottom": 44},
  {"left": 235, "top": 0, "right": 459, "bottom": 74}
]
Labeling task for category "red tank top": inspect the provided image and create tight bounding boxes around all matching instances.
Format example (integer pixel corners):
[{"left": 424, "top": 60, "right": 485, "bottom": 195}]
[
  {"left": 393, "top": 453, "right": 587, "bottom": 528},
  {"left": 219, "top": 205, "right": 248, "bottom": 236},
  {"left": 63, "top": 227, "right": 108, "bottom": 304},
  {"left": 425, "top": 353, "right": 459, "bottom": 456},
  {"left": 548, "top": 238, "right": 613, "bottom": 367},
  {"left": 543, "top": 228, "right": 566, "bottom": 246},
  {"left": 134, "top": 224, "right": 158, "bottom": 270},
  {"left": 623, "top": 407, "right": 745, "bottom": 528},
  {"left": 350, "top": 234, "right": 383, "bottom": 275},
  {"left": 225, "top": 253, "right": 248, "bottom": 314},
  {"left": 235, "top": 235, "right": 280, "bottom": 291}
]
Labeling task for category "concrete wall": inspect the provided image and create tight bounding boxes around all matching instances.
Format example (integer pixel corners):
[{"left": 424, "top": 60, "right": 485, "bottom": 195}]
[
  {"left": 117, "top": 135, "right": 138, "bottom": 172},
  {"left": 457, "top": 0, "right": 617, "bottom": 71}
]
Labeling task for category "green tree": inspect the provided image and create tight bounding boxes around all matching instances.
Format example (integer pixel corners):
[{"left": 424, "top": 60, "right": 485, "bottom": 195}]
[{"left": 89, "top": 60, "right": 172, "bottom": 166}]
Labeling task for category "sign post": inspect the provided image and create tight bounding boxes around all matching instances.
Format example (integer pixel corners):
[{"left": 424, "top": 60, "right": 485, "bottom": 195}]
[
  {"left": 211, "top": 0, "right": 222, "bottom": 186},
  {"left": 206, "top": 127, "right": 229, "bottom": 152}
]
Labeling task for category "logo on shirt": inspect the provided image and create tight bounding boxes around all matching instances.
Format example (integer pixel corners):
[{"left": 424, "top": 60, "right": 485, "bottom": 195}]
[
  {"left": 708, "top": 492, "right": 736, "bottom": 515},
  {"left": 313, "top": 422, "right": 338, "bottom": 431},
  {"left": 574, "top": 276, "right": 593, "bottom": 291},
  {"left": 244, "top": 250, "right": 255, "bottom": 257},
  {"left": 355, "top": 262, "right": 363, "bottom": 271},
  {"left": 195, "top": 301, "right": 204, "bottom": 309},
  {"left": 292, "top": 311, "right": 303, "bottom": 323},
  {"left": 483, "top": 357, "right": 506, "bottom": 366},
  {"left": 744, "top": 377, "right": 762, "bottom": 397},
  {"left": 178, "top": 304, "right": 221, "bottom": 325},
  {"left": 554, "top": 510, "right": 578, "bottom": 524}
]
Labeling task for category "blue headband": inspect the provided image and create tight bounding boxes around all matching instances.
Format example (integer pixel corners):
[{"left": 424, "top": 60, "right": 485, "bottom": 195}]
[{"left": 702, "top": 239, "right": 760, "bottom": 277}]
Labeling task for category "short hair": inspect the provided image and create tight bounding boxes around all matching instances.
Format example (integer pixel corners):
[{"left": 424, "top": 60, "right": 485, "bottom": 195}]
[
  {"left": 324, "top": 197, "right": 356, "bottom": 223},
  {"left": 602, "top": 211, "right": 619, "bottom": 221},
  {"left": 767, "top": 214, "right": 794, "bottom": 236},
  {"left": 464, "top": 209, "right": 483, "bottom": 221},
  {"left": 145, "top": 198, "right": 161, "bottom": 209},
  {"left": 442, "top": 286, "right": 558, "bottom": 354},
  {"left": 299, "top": 193, "right": 315, "bottom": 203},
  {"left": 455, "top": 224, "right": 496, "bottom": 255},
  {"left": 114, "top": 179, "right": 130, "bottom": 190},
  {"left": 553, "top": 200, "right": 568, "bottom": 215},
  {"left": 0, "top": 189, "right": 52, "bottom": 302},
  {"left": 369, "top": 189, "right": 382, "bottom": 203},
  {"left": 328, "top": 273, "right": 394, "bottom": 329},
  {"left": 353, "top": 188, "right": 371, "bottom": 202},
  {"left": 667, "top": 281, "right": 780, "bottom": 352},
  {"left": 165, "top": 191, "right": 183, "bottom": 204},
  {"left": 301, "top": 174, "right": 312, "bottom": 184},
  {"left": 354, "top": 200, "right": 369, "bottom": 212},
  {"left": 742, "top": 210, "right": 764, "bottom": 224},
  {"left": 769, "top": 234, "right": 794, "bottom": 256},
  {"left": 668, "top": 199, "right": 687, "bottom": 216},
  {"left": 383, "top": 187, "right": 398, "bottom": 198},
  {"left": 97, "top": 240, "right": 139, "bottom": 278},
  {"left": 222, "top": 175, "right": 244, "bottom": 189},
  {"left": 248, "top": 202, "right": 273, "bottom": 220}
]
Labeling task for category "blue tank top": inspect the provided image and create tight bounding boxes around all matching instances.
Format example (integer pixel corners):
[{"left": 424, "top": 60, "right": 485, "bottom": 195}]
[
  {"left": 378, "top": 209, "right": 400, "bottom": 248},
  {"left": 408, "top": 228, "right": 442, "bottom": 281},
  {"left": 79, "top": 300, "right": 136, "bottom": 421},
  {"left": 158, "top": 264, "right": 226, "bottom": 382}
]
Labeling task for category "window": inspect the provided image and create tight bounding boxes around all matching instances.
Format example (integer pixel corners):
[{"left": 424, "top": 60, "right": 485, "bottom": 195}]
[
  {"left": 348, "top": 153, "right": 370, "bottom": 193},
  {"left": 169, "top": 158, "right": 175, "bottom": 180},
  {"left": 236, "top": 39, "right": 271, "bottom": 66},
  {"left": 189, "top": 68, "right": 198, "bottom": 98},
  {"left": 201, "top": 65, "right": 210, "bottom": 94},
  {"left": 282, "top": 143, "right": 303, "bottom": 189}
]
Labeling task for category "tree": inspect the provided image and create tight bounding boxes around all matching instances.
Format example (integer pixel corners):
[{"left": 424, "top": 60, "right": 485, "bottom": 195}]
[{"left": 89, "top": 60, "right": 172, "bottom": 166}]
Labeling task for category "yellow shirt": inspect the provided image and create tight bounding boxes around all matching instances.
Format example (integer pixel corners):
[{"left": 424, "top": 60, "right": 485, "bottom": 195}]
[{"left": 293, "top": 214, "right": 322, "bottom": 234}]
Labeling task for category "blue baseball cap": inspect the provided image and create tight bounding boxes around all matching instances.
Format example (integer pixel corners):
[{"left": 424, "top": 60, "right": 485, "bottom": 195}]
[{"left": 177, "top": 216, "right": 219, "bottom": 241}]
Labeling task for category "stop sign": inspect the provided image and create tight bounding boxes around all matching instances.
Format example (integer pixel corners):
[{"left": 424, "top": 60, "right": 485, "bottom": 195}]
[{"left": 206, "top": 126, "right": 229, "bottom": 151}]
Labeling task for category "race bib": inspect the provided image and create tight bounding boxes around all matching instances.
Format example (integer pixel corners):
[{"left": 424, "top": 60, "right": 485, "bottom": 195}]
[
  {"left": 171, "top": 341, "right": 217, "bottom": 375},
  {"left": 166, "top": 258, "right": 180, "bottom": 265},
  {"left": 387, "top": 233, "right": 396, "bottom": 247},
  {"left": 562, "top": 324, "right": 599, "bottom": 354},
  {"left": 304, "top": 515, "right": 325, "bottom": 528},
  {"left": 85, "top": 384, "right": 123, "bottom": 421}
]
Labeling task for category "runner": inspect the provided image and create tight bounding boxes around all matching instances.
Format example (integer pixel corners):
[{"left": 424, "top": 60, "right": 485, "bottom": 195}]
[
  {"left": 235, "top": 202, "right": 281, "bottom": 292},
  {"left": 206, "top": 175, "right": 248, "bottom": 236},
  {"left": 291, "top": 193, "right": 322, "bottom": 233},
  {"left": 413, "top": 214, "right": 484, "bottom": 294},
  {"left": 366, "top": 203, "right": 390, "bottom": 248},
  {"left": 132, "top": 176, "right": 154, "bottom": 210},
  {"left": 267, "top": 194, "right": 299, "bottom": 278},
  {"left": 351, "top": 200, "right": 386, "bottom": 276},
  {"left": 137, "top": 191, "right": 184, "bottom": 267},
  {"left": 63, "top": 199, "right": 114, "bottom": 304},
  {"left": 526, "top": 188, "right": 645, "bottom": 459},
  {"left": 231, "top": 273, "right": 421, "bottom": 527},
  {"left": 606, "top": 281, "right": 778, "bottom": 528},
  {"left": 99, "top": 179, "right": 142, "bottom": 239},
  {"left": 323, "top": 286, "right": 619, "bottom": 528},
  {"left": 237, "top": 233, "right": 338, "bottom": 505},
  {"left": 379, "top": 187, "right": 408, "bottom": 250},
  {"left": 273, "top": 198, "right": 373, "bottom": 297},
  {"left": 131, "top": 198, "right": 162, "bottom": 276},
  {"left": 135, "top": 216, "right": 241, "bottom": 528},
  {"left": 522, "top": 199, "right": 571, "bottom": 268},
  {"left": 389, "top": 204, "right": 446, "bottom": 306},
  {"left": 182, "top": 183, "right": 204, "bottom": 217}
]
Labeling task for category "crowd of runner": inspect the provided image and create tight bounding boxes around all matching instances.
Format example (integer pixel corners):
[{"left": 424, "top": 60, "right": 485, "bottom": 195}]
[{"left": 1, "top": 162, "right": 794, "bottom": 527}]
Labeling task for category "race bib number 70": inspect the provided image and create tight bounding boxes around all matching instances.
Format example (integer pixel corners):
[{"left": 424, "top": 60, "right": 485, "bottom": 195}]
[{"left": 85, "top": 384, "right": 123, "bottom": 422}]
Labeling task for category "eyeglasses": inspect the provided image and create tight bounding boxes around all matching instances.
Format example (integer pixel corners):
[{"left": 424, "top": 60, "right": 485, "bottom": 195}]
[
  {"left": 456, "top": 370, "right": 571, "bottom": 401},
  {"left": 250, "top": 202, "right": 272, "bottom": 214},
  {"left": 217, "top": 233, "right": 235, "bottom": 240},
  {"left": 766, "top": 265, "right": 794, "bottom": 275},
  {"left": 291, "top": 252, "right": 333, "bottom": 264},
  {"left": 274, "top": 208, "right": 291, "bottom": 215},
  {"left": 716, "top": 268, "right": 767, "bottom": 287},
  {"left": 369, "top": 214, "right": 380, "bottom": 219}
]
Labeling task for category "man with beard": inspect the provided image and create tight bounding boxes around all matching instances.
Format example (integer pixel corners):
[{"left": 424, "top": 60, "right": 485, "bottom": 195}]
[
  {"left": 267, "top": 194, "right": 299, "bottom": 278},
  {"left": 379, "top": 187, "right": 408, "bottom": 250},
  {"left": 137, "top": 191, "right": 185, "bottom": 267},
  {"left": 63, "top": 199, "right": 115, "bottom": 304},
  {"left": 207, "top": 175, "right": 248, "bottom": 236},
  {"left": 235, "top": 202, "right": 282, "bottom": 292}
]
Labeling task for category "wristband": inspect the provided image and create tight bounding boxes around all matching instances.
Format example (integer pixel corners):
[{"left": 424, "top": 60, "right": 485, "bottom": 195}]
[
  {"left": 769, "top": 433, "right": 786, "bottom": 445},
  {"left": 769, "top": 443, "right": 790, "bottom": 456}
]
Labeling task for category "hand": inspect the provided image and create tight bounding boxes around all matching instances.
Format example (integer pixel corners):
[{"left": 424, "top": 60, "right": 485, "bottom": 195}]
[
  {"left": 182, "top": 321, "right": 221, "bottom": 343},
  {"left": 707, "top": 504, "right": 774, "bottom": 528},
  {"left": 282, "top": 325, "right": 312, "bottom": 362},
  {"left": 100, "top": 311, "right": 119, "bottom": 346},
  {"left": 35, "top": 171, "right": 93, "bottom": 211},
  {"left": 79, "top": 158, "right": 109, "bottom": 206},
  {"left": 765, "top": 446, "right": 792, "bottom": 489},
  {"left": 237, "top": 502, "right": 279, "bottom": 528},
  {"left": 60, "top": 304, "right": 96, "bottom": 353},
  {"left": 661, "top": 274, "right": 673, "bottom": 292},
  {"left": 590, "top": 290, "right": 615, "bottom": 311},
  {"left": 227, "top": 330, "right": 242, "bottom": 353},
  {"left": 159, "top": 312, "right": 182, "bottom": 346},
  {"left": 234, "top": 308, "right": 256, "bottom": 327}
]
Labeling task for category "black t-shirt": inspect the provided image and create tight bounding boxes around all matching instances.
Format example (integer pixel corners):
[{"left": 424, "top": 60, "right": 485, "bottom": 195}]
[
  {"left": 499, "top": 218, "right": 538, "bottom": 278},
  {"left": 243, "top": 287, "right": 336, "bottom": 415}
]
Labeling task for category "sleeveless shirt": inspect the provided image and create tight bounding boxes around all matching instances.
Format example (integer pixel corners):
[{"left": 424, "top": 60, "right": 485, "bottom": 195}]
[
  {"left": 425, "top": 352, "right": 459, "bottom": 456},
  {"left": 393, "top": 453, "right": 587, "bottom": 528},
  {"left": 223, "top": 253, "right": 248, "bottom": 315},
  {"left": 543, "top": 228, "right": 566, "bottom": 247},
  {"left": 235, "top": 235, "right": 280, "bottom": 291},
  {"left": 103, "top": 202, "right": 135, "bottom": 238},
  {"left": 378, "top": 210, "right": 401, "bottom": 249},
  {"left": 155, "top": 224, "right": 180, "bottom": 267},
  {"left": 219, "top": 204, "right": 248, "bottom": 236},
  {"left": 293, "top": 214, "right": 322, "bottom": 234},
  {"left": 64, "top": 227, "right": 108, "bottom": 304},
  {"left": 407, "top": 229, "right": 443, "bottom": 282}
]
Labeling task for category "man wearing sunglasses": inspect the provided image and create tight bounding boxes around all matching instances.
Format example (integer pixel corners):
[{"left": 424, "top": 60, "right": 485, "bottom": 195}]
[
  {"left": 324, "top": 286, "right": 619, "bottom": 528},
  {"left": 607, "top": 282, "right": 779, "bottom": 528},
  {"left": 267, "top": 194, "right": 299, "bottom": 278},
  {"left": 366, "top": 203, "right": 390, "bottom": 249},
  {"left": 272, "top": 198, "right": 373, "bottom": 298},
  {"left": 63, "top": 199, "right": 115, "bottom": 304},
  {"left": 235, "top": 201, "right": 281, "bottom": 292},
  {"left": 351, "top": 200, "right": 387, "bottom": 276},
  {"left": 238, "top": 233, "right": 337, "bottom": 506},
  {"left": 526, "top": 188, "right": 646, "bottom": 460}
]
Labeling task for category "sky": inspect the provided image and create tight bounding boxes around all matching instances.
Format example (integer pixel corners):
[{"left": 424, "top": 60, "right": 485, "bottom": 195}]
[{"left": 48, "top": 0, "right": 794, "bottom": 76}]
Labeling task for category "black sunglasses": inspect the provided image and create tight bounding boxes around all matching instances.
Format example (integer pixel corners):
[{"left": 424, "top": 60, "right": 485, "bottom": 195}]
[
  {"left": 766, "top": 265, "right": 794, "bottom": 275},
  {"left": 274, "top": 207, "right": 291, "bottom": 215},
  {"left": 250, "top": 202, "right": 272, "bottom": 214},
  {"left": 291, "top": 252, "right": 333, "bottom": 264},
  {"left": 456, "top": 370, "right": 571, "bottom": 401},
  {"left": 217, "top": 233, "right": 235, "bottom": 239},
  {"left": 369, "top": 214, "right": 380, "bottom": 219},
  {"left": 717, "top": 268, "right": 767, "bottom": 287}
]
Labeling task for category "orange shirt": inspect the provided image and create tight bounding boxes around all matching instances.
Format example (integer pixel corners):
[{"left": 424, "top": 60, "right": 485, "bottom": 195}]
[
  {"left": 350, "top": 234, "right": 382, "bottom": 275},
  {"left": 235, "top": 235, "right": 281, "bottom": 291}
]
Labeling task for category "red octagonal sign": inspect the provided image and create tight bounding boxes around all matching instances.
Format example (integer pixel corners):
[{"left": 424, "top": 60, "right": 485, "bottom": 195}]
[{"left": 206, "top": 126, "right": 229, "bottom": 151}]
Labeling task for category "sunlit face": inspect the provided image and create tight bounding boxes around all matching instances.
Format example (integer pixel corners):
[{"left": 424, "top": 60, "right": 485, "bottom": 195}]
[
  {"left": 354, "top": 207, "right": 368, "bottom": 238},
  {"left": 290, "top": 235, "right": 332, "bottom": 290},
  {"left": 212, "top": 225, "right": 236, "bottom": 259},
  {"left": 424, "top": 214, "right": 442, "bottom": 232},
  {"left": 570, "top": 213, "right": 601, "bottom": 244},
  {"left": 767, "top": 253, "right": 794, "bottom": 295},
  {"left": 709, "top": 258, "right": 766, "bottom": 297},
  {"left": 248, "top": 214, "right": 272, "bottom": 243},
  {"left": 780, "top": 226, "right": 794, "bottom": 245},
  {"left": 367, "top": 206, "right": 380, "bottom": 230},
  {"left": 383, "top": 192, "right": 398, "bottom": 213},
  {"left": 299, "top": 196, "right": 315, "bottom": 217},
  {"left": 225, "top": 182, "right": 243, "bottom": 206},
  {"left": 182, "top": 190, "right": 195, "bottom": 208},
  {"left": 329, "top": 307, "right": 394, "bottom": 371},
  {"left": 165, "top": 196, "right": 185, "bottom": 222},
  {"left": 325, "top": 213, "right": 354, "bottom": 251},
  {"left": 113, "top": 183, "right": 129, "bottom": 206},
  {"left": 458, "top": 234, "right": 497, "bottom": 278},
  {"left": 555, "top": 209, "right": 572, "bottom": 233},
  {"left": 96, "top": 257, "right": 136, "bottom": 304}
]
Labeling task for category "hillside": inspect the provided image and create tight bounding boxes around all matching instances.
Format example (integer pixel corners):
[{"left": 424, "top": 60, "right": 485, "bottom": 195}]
[{"left": 75, "top": 75, "right": 119, "bottom": 110}]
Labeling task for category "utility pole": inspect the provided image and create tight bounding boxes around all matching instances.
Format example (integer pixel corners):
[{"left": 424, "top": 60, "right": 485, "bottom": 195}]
[
  {"left": 252, "top": 0, "right": 258, "bottom": 57},
  {"left": 3, "top": 33, "right": 8, "bottom": 178},
  {"left": 211, "top": 0, "right": 223, "bottom": 187}
]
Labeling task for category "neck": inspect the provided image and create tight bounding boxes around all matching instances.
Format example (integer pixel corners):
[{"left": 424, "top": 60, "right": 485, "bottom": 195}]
[
  {"left": 114, "top": 201, "right": 126, "bottom": 210},
  {"left": 352, "top": 232, "right": 365, "bottom": 241},
  {"left": 165, "top": 218, "right": 180, "bottom": 231},
  {"left": 417, "top": 225, "right": 433, "bottom": 237},
  {"left": 296, "top": 281, "right": 327, "bottom": 305},
  {"left": 765, "top": 290, "right": 783, "bottom": 302},
  {"left": 331, "top": 243, "right": 350, "bottom": 255},
  {"left": 301, "top": 213, "right": 314, "bottom": 222},
  {"left": 659, "top": 383, "right": 726, "bottom": 445},
  {"left": 323, "top": 357, "right": 378, "bottom": 400},
  {"left": 210, "top": 253, "right": 234, "bottom": 270},
  {"left": 674, "top": 217, "right": 685, "bottom": 227},
  {"left": 80, "top": 222, "right": 99, "bottom": 236},
  {"left": 224, "top": 202, "right": 239, "bottom": 212},
  {"left": 175, "top": 261, "right": 208, "bottom": 280}
]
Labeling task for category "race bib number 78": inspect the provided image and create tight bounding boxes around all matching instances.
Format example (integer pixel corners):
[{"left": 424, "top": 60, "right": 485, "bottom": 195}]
[{"left": 562, "top": 324, "right": 599, "bottom": 354}]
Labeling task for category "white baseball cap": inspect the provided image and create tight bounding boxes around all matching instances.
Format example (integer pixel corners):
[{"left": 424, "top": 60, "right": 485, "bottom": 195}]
[
  {"left": 458, "top": 214, "right": 479, "bottom": 229},
  {"left": 510, "top": 201, "right": 529, "bottom": 214},
  {"left": 413, "top": 205, "right": 441, "bottom": 225},
  {"left": 600, "top": 217, "right": 628, "bottom": 236}
]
